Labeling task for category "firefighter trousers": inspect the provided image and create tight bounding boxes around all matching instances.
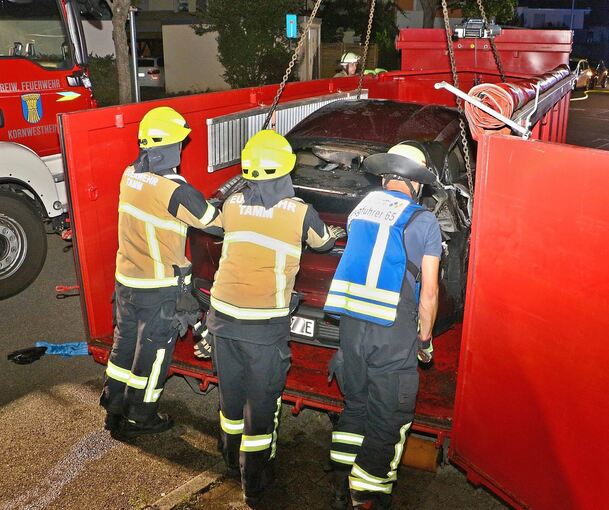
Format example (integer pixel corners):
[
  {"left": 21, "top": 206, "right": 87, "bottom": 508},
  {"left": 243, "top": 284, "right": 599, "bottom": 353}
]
[
  {"left": 212, "top": 333, "right": 291, "bottom": 497},
  {"left": 329, "top": 312, "right": 419, "bottom": 504},
  {"left": 100, "top": 283, "right": 180, "bottom": 423}
]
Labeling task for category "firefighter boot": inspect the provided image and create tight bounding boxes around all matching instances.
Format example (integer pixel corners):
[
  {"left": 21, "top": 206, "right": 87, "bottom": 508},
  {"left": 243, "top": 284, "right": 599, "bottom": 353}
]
[
  {"left": 103, "top": 412, "right": 123, "bottom": 432},
  {"left": 111, "top": 413, "right": 174, "bottom": 441},
  {"left": 242, "top": 459, "right": 276, "bottom": 508},
  {"left": 352, "top": 493, "right": 392, "bottom": 510},
  {"left": 331, "top": 470, "right": 349, "bottom": 509},
  {"left": 219, "top": 435, "right": 241, "bottom": 479},
  {"left": 243, "top": 492, "right": 264, "bottom": 509}
]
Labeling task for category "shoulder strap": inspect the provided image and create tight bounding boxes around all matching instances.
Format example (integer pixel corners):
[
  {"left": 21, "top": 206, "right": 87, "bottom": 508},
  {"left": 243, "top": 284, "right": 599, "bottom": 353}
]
[{"left": 403, "top": 208, "right": 426, "bottom": 281}]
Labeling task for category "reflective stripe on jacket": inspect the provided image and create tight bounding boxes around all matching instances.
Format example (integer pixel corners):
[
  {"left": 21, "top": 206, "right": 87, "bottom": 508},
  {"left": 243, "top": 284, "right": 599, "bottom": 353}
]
[
  {"left": 211, "top": 192, "right": 331, "bottom": 320},
  {"left": 324, "top": 190, "right": 423, "bottom": 326},
  {"left": 116, "top": 166, "right": 219, "bottom": 289}
]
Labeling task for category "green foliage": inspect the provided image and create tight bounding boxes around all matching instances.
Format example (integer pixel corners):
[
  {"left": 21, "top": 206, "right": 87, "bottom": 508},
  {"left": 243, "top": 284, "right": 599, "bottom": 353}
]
[
  {"left": 318, "top": 0, "right": 399, "bottom": 70},
  {"left": 319, "top": 0, "right": 367, "bottom": 43},
  {"left": 374, "top": 2, "right": 400, "bottom": 71},
  {"left": 88, "top": 54, "right": 119, "bottom": 106},
  {"left": 194, "top": 0, "right": 301, "bottom": 89},
  {"left": 459, "top": 0, "right": 517, "bottom": 25}
]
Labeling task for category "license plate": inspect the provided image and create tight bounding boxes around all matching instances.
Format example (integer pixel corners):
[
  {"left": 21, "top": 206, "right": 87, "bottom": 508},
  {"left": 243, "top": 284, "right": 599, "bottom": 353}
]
[{"left": 290, "top": 316, "right": 315, "bottom": 338}]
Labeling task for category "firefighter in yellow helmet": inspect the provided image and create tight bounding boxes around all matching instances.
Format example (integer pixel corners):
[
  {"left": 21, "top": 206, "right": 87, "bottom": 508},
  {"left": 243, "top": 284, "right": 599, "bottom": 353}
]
[
  {"left": 100, "top": 106, "right": 221, "bottom": 440},
  {"left": 334, "top": 52, "right": 360, "bottom": 77},
  {"left": 207, "top": 130, "right": 344, "bottom": 507}
]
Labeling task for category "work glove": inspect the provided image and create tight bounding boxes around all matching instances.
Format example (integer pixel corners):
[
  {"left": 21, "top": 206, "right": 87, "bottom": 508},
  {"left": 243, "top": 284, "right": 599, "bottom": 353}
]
[
  {"left": 417, "top": 337, "right": 434, "bottom": 364},
  {"left": 7, "top": 346, "right": 47, "bottom": 365},
  {"left": 172, "top": 292, "right": 202, "bottom": 337},
  {"left": 193, "top": 318, "right": 212, "bottom": 359},
  {"left": 193, "top": 312, "right": 211, "bottom": 359},
  {"left": 328, "top": 225, "right": 347, "bottom": 239}
]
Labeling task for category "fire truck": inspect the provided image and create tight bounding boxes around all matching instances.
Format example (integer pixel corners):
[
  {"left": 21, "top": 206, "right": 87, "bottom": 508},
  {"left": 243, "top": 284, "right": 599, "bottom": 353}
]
[{"left": 0, "top": 0, "right": 93, "bottom": 299}]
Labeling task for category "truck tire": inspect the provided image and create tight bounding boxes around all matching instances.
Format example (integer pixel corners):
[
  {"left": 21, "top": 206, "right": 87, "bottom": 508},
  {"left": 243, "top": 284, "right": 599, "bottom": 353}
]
[{"left": 0, "top": 191, "right": 47, "bottom": 299}]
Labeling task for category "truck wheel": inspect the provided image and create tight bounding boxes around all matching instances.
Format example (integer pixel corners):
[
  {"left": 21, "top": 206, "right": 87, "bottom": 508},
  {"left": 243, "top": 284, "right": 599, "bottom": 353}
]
[{"left": 0, "top": 192, "right": 47, "bottom": 299}]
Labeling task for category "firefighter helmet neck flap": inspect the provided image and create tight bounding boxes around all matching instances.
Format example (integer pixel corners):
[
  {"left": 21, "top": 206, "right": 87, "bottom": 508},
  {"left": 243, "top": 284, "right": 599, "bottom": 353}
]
[
  {"left": 363, "top": 141, "right": 437, "bottom": 202},
  {"left": 133, "top": 107, "right": 191, "bottom": 175},
  {"left": 241, "top": 130, "right": 297, "bottom": 209}
]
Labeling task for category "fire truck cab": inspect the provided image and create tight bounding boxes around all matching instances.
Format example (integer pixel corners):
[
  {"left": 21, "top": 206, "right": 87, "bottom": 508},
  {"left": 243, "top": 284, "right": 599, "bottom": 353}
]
[{"left": 0, "top": 0, "right": 93, "bottom": 299}]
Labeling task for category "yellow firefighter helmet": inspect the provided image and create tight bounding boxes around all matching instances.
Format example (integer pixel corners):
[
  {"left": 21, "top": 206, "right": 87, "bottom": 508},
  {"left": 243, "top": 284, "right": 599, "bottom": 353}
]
[
  {"left": 138, "top": 106, "right": 191, "bottom": 148},
  {"left": 240, "top": 130, "right": 296, "bottom": 181}
]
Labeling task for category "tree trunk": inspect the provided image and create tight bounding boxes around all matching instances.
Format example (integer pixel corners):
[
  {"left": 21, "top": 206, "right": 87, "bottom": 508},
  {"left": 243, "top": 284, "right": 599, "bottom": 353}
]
[
  {"left": 110, "top": 0, "right": 132, "bottom": 104},
  {"left": 420, "top": 0, "right": 439, "bottom": 28}
]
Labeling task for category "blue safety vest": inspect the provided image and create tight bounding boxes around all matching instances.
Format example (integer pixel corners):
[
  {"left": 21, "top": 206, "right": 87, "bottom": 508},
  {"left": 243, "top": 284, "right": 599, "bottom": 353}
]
[{"left": 324, "top": 190, "right": 423, "bottom": 326}]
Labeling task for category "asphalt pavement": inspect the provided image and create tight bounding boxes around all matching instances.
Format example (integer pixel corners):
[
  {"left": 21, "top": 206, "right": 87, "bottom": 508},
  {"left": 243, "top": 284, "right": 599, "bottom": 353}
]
[
  {"left": 566, "top": 89, "right": 609, "bottom": 149},
  {"left": 1, "top": 92, "right": 607, "bottom": 510}
]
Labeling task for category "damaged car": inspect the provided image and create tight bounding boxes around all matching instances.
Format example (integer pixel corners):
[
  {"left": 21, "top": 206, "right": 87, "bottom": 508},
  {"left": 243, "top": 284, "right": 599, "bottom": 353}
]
[{"left": 189, "top": 99, "right": 474, "bottom": 348}]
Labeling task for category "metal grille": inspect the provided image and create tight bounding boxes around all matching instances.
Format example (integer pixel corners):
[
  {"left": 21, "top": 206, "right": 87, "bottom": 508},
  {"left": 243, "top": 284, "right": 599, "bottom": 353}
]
[{"left": 206, "top": 90, "right": 368, "bottom": 173}]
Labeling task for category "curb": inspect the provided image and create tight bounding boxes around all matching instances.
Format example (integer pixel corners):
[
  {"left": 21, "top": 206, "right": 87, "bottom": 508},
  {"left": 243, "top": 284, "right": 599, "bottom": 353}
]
[{"left": 150, "top": 459, "right": 226, "bottom": 510}]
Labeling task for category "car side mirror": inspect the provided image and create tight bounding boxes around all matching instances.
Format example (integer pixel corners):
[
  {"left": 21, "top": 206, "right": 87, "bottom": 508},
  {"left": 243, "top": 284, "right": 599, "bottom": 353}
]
[{"left": 10, "top": 42, "right": 23, "bottom": 56}]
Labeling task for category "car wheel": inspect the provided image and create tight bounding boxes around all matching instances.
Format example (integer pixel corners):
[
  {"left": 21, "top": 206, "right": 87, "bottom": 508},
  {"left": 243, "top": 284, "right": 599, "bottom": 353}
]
[
  {"left": 586, "top": 79, "right": 594, "bottom": 91},
  {"left": 0, "top": 192, "right": 47, "bottom": 300}
]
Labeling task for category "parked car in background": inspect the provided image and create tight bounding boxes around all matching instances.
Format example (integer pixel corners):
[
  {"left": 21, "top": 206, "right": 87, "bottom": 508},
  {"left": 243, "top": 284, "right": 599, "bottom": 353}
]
[
  {"left": 190, "top": 100, "right": 474, "bottom": 348},
  {"left": 590, "top": 59, "right": 608, "bottom": 88},
  {"left": 137, "top": 57, "right": 165, "bottom": 88},
  {"left": 569, "top": 58, "right": 594, "bottom": 90}
]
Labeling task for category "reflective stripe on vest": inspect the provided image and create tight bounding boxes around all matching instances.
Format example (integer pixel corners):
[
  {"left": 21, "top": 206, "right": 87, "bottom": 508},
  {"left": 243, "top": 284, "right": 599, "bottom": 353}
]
[
  {"left": 324, "top": 190, "right": 422, "bottom": 326},
  {"left": 115, "top": 271, "right": 191, "bottom": 289},
  {"left": 210, "top": 296, "right": 289, "bottom": 320},
  {"left": 119, "top": 202, "right": 188, "bottom": 236}
]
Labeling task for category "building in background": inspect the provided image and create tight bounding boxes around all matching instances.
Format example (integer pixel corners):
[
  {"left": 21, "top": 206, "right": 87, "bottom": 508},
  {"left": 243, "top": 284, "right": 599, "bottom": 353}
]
[
  {"left": 516, "top": 6, "right": 590, "bottom": 29},
  {"left": 396, "top": 0, "right": 462, "bottom": 29}
]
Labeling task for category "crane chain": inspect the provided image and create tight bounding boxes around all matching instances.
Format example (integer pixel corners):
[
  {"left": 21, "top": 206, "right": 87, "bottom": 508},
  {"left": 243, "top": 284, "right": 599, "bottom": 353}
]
[
  {"left": 441, "top": 0, "right": 475, "bottom": 199},
  {"left": 475, "top": 0, "right": 506, "bottom": 82},
  {"left": 262, "top": 0, "right": 324, "bottom": 130},
  {"left": 357, "top": 0, "right": 376, "bottom": 100}
]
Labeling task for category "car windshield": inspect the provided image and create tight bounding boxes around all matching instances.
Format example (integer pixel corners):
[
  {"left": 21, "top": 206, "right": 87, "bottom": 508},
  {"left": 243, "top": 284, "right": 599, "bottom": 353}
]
[{"left": 0, "top": 0, "right": 72, "bottom": 69}]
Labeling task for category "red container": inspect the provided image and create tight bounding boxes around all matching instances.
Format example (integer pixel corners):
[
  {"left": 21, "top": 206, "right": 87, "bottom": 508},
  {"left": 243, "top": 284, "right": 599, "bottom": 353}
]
[{"left": 59, "top": 29, "right": 600, "bottom": 509}]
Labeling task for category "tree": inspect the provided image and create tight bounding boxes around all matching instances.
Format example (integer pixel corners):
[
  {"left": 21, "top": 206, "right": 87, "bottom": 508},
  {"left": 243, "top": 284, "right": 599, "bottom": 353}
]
[
  {"left": 193, "top": 0, "right": 301, "bottom": 89},
  {"left": 104, "top": 0, "right": 132, "bottom": 104},
  {"left": 318, "top": 0, "right": 368, "bottom": 42},
  {"left": 420, "top": 0, "right": 440, "bottom": 28},
  {"left": 317, "top": 0, "right": 400, "bottom": 69},
  {"left": 419, "top": 0, "right": 517, "bottom": 29},
  {"left": 460, "top": 0, "right": 517, "bottom": 25}
]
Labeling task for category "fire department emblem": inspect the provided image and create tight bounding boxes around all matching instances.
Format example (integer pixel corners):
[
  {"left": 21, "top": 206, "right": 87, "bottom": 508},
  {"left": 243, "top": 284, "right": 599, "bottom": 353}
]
[{"left": 21, "top": 93, "right": 43, "bottom": 124}]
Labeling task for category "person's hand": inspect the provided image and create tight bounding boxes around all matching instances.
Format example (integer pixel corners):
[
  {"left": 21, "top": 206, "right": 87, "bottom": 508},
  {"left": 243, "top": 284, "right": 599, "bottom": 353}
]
[
  {"left": 328, "top": 225, "right": 346, "bottom": 239},
  {"left": 417, "top": 336, "right": 433, "bottom": 364}
]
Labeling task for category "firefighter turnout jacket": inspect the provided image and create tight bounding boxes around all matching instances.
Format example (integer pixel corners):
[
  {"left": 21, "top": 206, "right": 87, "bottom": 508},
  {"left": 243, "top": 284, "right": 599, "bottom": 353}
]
[
  {"left": 115, "top": 166, "right": 220, "bottom": 289},
  {"left": 210, "top": 192, "right": 333, "bottom": 320}
]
